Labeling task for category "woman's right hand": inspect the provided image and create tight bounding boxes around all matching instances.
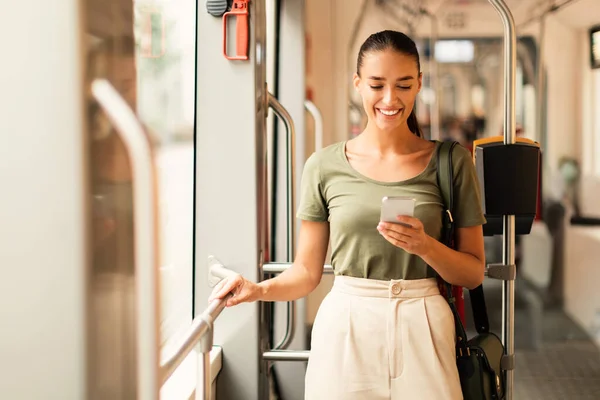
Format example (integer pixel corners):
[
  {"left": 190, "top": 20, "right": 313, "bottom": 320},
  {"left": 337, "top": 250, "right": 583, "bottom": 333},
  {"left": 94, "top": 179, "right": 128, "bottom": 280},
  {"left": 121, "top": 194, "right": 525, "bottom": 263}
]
[{"left": 208, "top": 274, "right": 264, "bottom": 307}]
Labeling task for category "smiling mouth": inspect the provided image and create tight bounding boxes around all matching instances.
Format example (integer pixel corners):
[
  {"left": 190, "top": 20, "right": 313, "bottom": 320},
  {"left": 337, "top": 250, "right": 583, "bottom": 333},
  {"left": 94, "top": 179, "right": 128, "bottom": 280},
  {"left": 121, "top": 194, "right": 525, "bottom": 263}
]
[{"left": 377, "top": 108, "right": 402, "bottom": 117}]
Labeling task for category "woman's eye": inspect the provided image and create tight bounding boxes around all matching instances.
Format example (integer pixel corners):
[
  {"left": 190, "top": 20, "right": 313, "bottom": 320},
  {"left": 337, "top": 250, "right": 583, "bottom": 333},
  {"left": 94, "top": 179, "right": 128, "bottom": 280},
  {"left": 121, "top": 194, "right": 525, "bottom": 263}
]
[{"left": 369, "top": 85, "right": 411, "bottom": 90}]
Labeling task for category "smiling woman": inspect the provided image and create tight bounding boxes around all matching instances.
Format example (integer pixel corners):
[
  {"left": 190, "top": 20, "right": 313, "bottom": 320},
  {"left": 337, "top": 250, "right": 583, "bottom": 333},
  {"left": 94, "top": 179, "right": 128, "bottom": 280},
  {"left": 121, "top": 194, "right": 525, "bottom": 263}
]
[
  {"left": 353, "top": 30, "right": 424, "bottom": 138},
  {"left": 300, "top": 30, "right": 486, "bottom": 399},
  {"left": 208, "top": 29, "right": 486, "bottom": 400}
]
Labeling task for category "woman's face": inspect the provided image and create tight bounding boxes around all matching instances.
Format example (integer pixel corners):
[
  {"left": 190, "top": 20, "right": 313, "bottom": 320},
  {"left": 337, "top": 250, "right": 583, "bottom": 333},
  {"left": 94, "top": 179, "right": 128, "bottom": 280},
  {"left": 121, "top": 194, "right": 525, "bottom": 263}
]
[{"left": 353, "top": 49, "right": 422, "bottom": 132}]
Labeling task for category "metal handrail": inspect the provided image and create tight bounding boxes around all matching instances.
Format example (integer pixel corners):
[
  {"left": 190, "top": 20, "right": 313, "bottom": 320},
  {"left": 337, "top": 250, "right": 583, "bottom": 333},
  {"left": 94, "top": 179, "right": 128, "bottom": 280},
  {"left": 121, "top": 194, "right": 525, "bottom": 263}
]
[
  {"left": 91, "top": 79, "right": 160, "bottom": 400},
  {"left": 267, "top": 92, "right": 296, "bottom": 262},
  {"left": 304, "top": 100, "right": 323, "bottom": 151},
  {"left": 263, "top": 350, "right": 310, "bottom": 362},
  {"left": 159, "top": 297, "right": 230, "bottom": 395},
  {"left": 488, "top": 1, "right": 517, "bottom": 399},
  {"left": 263, "top": 262, "right": 333, "bottom": 275},
  {"left": 536, "top": 16, "right": 546, "bottom": 167},
  {"left": 267, "top": 92, "right": 296, "bottom": 351},
  {"left": 160, "top": 257, "right": 237, "bottom": 399}
]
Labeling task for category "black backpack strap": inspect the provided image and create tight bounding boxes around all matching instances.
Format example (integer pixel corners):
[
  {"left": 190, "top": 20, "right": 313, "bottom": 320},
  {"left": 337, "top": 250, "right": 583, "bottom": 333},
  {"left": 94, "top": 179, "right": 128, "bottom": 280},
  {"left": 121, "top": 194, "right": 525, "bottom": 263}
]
[
  {"left": 436, "top": 141, "right": 457, "bottom": 247},
  {"left": 435, "top": 141, "right": 490, "bottom": 337}
]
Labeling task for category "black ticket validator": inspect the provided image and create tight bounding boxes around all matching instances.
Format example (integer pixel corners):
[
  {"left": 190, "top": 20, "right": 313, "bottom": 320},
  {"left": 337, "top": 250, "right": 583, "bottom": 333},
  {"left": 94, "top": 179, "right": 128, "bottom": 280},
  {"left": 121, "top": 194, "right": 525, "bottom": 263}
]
[{"left": 473, "top": 136, "right": 541, "bottom": 236}]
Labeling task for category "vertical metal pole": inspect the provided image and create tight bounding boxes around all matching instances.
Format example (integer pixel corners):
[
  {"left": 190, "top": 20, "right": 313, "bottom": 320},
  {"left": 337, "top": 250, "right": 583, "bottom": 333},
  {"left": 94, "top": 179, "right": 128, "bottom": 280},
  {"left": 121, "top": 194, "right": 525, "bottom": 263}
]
[
  {"left": 195, "top": 349, "right": 212, "bottom": 400},
  {"left": 203, "top": 352, "right": 211, "bottom": 400},
  {"left": 196, "top": 327, "right": 214, "bottom": 400},
  {"left": 287, "top": 111, "right": 296, "bottom": 265},
  {"left": 488, "top": 1, "right": 517, "bottom": 399},
  {"left": 304, "top": 100, "right": 323, "bottom": 151},
  {"left": 267, "top": 93, "right": 296, "bottom": 262},
  {"left": 267, "top": 93, "right": 297, "bottom": 350},
  {"left": 536, "top": 16, "right": 546, "bottom": 167}
]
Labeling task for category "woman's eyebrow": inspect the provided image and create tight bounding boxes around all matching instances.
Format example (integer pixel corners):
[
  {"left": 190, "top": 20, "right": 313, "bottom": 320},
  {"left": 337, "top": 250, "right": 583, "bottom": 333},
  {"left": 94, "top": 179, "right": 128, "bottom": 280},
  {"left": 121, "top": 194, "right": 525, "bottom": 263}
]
[{"left": 367, "top": 75, "right": 415, "bottom": 81}]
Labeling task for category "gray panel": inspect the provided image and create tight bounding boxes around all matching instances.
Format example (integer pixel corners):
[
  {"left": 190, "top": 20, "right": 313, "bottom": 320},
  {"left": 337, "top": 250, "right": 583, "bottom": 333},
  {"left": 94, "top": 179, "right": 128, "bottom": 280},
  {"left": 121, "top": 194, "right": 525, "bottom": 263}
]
[
  {"left": 0, "top": 0, "right": 86, "bottom": 399},
  {"left": 194, "top": 1, "right": 266, "bottom": 399}
]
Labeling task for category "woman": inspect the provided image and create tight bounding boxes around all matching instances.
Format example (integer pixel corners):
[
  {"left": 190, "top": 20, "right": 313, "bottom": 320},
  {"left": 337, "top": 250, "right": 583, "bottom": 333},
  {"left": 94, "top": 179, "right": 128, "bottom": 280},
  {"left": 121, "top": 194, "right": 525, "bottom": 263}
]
[{"left": 209, "top": 30, "right": 486, "bottom": 399}]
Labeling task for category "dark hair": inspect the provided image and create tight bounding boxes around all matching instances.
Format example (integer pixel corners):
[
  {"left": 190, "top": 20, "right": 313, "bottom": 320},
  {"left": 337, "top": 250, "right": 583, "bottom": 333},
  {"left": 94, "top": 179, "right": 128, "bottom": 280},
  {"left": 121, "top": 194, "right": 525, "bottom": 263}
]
[{"left": 356, "top": 30, "right": 422, "bottom": 137}]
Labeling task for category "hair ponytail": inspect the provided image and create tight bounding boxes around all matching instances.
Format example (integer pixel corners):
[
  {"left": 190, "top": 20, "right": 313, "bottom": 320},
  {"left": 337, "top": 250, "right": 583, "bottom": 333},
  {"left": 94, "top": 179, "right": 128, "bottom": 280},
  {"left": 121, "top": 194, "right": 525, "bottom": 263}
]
[{"left": 407, "top": 109, "right": 422, "bottom": 138}]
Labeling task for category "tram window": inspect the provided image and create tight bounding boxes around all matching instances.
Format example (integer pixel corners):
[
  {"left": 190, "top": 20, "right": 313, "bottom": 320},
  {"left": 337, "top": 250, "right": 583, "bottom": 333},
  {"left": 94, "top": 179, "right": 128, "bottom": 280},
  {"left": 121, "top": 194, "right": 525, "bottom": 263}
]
[
  {"left": 133, "top": 0, "right": 197, "bottom": 349},
  {"left": 434, "top": 40, "right": 474, "bottom": 63}
]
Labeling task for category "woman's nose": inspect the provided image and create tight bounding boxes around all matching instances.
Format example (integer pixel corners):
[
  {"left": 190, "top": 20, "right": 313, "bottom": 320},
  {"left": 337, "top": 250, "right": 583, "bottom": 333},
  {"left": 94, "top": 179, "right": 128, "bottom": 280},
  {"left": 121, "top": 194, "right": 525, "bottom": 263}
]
[{"left": 383, "top": 87, "right": 396, "bottom": 104}]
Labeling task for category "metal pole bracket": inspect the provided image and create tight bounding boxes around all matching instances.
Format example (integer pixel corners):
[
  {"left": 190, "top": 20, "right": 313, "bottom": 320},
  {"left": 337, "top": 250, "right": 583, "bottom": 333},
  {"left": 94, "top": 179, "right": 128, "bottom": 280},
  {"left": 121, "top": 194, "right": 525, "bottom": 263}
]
[
  {"left": 486, "top": 263, "right": 516, "bottom": 281},
  {"left": 208, "top": 255, "right": 238, "bottom": 287},
  {"left": 198, "top": 314, "right": 215, "bottom": 353},
  {"left": 501, "top": 354, "right": 515, "bottom": 371}
]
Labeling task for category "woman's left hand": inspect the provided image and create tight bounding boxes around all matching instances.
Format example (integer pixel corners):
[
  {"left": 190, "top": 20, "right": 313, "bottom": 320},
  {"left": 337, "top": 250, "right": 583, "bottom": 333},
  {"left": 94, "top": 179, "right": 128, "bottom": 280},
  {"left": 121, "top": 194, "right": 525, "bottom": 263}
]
[{"left": 377, "top": 216, "right": 432, "bottom": 257}]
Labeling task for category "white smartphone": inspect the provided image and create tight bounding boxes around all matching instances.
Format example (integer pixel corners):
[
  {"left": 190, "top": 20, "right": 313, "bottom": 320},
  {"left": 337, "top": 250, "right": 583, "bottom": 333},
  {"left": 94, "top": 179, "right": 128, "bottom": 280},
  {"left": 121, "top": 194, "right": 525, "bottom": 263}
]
[{"left": 380, "top": 196, "right": 415, "bottom": 223}]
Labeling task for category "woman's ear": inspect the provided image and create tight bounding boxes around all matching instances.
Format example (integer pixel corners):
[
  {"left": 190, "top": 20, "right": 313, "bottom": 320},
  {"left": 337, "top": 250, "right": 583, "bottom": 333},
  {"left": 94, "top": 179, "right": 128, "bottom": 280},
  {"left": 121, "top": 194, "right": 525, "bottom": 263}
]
[
  {"left": 417, "top": 72, "right": 423, "bottom": 92},
  {"left": 353, "top": 73, "right": 361, "bottom": 93}
]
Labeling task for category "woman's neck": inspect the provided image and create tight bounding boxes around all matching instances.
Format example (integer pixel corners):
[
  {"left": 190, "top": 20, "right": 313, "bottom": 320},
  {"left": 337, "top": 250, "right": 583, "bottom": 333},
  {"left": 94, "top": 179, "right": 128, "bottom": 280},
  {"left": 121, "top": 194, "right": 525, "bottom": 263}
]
[{"left": 358, "top": 122, "right": 421, "bottom": 156}]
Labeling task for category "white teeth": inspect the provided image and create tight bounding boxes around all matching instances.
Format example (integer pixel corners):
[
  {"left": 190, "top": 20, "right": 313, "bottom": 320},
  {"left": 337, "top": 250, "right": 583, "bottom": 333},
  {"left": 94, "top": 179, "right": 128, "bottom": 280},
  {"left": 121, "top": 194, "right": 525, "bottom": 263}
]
[{"left": 379, "top": 109, "right": 399, "bottom": 116}]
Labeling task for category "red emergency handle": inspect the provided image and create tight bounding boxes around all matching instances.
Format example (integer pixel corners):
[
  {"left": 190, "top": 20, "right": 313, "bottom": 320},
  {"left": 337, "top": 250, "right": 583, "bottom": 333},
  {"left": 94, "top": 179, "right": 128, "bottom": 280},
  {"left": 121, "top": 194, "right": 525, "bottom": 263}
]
[{"left": 223, "top": 0, "right": 250, "bottom": 60}]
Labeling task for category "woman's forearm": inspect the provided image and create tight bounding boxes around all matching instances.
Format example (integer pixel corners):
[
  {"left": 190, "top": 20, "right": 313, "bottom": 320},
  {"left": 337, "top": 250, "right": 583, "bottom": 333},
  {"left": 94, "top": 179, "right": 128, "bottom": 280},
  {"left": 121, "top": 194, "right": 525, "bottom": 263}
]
[
  {"left": 421, "top": 236, "right": 485, "bottom": 289},
  {"left": 258, "top": 262, "right": 321, "bottom": 302}
]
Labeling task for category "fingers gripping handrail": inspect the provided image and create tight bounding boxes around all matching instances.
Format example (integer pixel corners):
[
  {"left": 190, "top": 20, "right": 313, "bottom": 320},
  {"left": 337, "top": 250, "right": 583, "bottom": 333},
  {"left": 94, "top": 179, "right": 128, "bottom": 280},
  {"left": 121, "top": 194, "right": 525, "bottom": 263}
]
[
  {"left": 267, "top": 92, "right": 296, "bottom": 351},
  {"left": 91, "top": 79, "right": 160, "bottom": 400},
  {"left": 487, "top": 1, "right": 517, "bottom": 399},
  {"left": 304, "top": 100, "right": 323, "bottom": 151}
]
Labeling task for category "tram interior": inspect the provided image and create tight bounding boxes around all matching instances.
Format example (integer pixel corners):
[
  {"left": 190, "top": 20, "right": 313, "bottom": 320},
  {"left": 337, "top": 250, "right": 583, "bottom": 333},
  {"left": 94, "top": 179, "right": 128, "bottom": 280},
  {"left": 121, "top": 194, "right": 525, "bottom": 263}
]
[
  {"left": 305, "top": 1, "right": 600, "bottom": 399},
  {"left": 3, "top": 0, "right": 600, "bottom": 399}
]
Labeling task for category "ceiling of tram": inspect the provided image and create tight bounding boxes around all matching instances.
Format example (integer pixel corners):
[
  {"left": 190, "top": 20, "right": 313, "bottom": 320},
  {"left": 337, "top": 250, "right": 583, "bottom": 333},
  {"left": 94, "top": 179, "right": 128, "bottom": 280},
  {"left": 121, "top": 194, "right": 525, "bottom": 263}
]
[
  {"left": 384, "top": 0, "right": 579, "bottom": 27},
  {"left": 422, "top": 0, "right": 554, "bottom": 15}
]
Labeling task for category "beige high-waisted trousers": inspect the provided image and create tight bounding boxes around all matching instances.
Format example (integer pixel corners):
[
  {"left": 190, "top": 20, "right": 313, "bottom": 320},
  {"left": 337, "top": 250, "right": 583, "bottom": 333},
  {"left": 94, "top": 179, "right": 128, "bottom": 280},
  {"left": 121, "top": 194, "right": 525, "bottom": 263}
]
[{"left": 304, "top": 275, "right": 463, "bottom": 400}]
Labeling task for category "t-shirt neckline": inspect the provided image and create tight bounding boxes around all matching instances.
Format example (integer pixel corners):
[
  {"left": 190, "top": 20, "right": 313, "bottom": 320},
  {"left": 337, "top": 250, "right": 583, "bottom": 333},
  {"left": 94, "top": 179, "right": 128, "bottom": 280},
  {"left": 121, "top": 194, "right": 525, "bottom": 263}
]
[{"left": 339, "top": 139, "right": 440, "bottom": 187}]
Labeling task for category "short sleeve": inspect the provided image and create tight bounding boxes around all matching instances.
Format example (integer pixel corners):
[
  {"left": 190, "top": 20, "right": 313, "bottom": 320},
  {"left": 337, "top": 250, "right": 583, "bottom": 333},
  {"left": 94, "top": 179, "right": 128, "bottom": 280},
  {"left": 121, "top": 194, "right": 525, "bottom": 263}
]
[
  {"left": 452, "top": 145, "right": 487, "bottom": 228},
  {"left": 296, "top": 152, "right": 328, "bottom": 222}
]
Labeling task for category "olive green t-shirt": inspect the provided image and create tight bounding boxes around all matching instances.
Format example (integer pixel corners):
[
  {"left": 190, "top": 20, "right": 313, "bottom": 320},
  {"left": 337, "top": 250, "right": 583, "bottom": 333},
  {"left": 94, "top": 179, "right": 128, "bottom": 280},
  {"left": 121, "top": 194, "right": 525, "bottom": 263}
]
[{"left": 296, "top": 140, "right": 486, "bottom": 281}]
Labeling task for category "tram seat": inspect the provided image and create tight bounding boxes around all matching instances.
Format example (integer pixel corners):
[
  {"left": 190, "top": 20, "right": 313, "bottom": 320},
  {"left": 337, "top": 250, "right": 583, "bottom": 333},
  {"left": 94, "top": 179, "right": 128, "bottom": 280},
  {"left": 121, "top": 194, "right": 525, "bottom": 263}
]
[
  {"left": 518, "top": 200, "right": 565, "bottom": 349},
  {"left": 519, "top": 221, "right": 552, "bottom": 349}
]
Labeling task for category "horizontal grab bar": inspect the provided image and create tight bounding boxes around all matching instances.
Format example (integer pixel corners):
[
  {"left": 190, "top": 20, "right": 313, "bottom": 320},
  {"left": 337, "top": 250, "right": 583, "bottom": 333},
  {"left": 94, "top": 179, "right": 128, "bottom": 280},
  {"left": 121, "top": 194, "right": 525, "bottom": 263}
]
[
  {"left": 263, "top": 262, "right": 333, "bottom": 275},
  {"left": 263, "top": 350, "right": 310, "bottom": 362},
  {"left": 160, "top": 294, "right": 231, "bottom": 385}
]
